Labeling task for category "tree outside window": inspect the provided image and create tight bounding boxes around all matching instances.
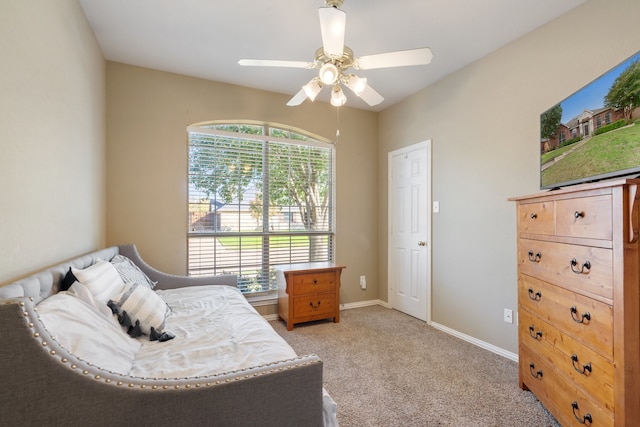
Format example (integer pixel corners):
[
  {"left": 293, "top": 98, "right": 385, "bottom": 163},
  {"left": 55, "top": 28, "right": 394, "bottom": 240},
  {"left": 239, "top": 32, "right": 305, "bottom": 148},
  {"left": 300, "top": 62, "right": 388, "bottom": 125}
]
[{"left": 188, "top": 123, "right": 335, "bottom": 294}]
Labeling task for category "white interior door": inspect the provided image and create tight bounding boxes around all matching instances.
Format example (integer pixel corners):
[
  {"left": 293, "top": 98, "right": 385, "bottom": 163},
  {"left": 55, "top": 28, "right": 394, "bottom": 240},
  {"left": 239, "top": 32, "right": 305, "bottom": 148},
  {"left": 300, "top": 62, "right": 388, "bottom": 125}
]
[{"left": 388, "top": 141, "right": 431, "bottom": 322}]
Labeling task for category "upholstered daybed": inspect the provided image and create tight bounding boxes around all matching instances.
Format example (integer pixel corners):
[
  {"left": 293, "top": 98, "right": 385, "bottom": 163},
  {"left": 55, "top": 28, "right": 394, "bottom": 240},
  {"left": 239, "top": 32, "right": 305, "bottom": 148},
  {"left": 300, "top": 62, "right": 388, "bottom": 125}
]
[{"left": 0, "top": 244, "right": 336, "bottom": 426}]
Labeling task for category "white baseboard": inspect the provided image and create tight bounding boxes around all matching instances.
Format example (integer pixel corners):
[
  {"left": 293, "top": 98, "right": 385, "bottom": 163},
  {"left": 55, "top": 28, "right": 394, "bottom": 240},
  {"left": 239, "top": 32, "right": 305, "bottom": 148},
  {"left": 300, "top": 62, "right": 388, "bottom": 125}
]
[
  {"left": 340, "top": 299, "right": 391, "bottom": 310},
  {"left": 264, "top": 300, "right": 518, "bottom": 363},
  {"left": 430, "top": 321, "right": 519, "bottom": 362}
]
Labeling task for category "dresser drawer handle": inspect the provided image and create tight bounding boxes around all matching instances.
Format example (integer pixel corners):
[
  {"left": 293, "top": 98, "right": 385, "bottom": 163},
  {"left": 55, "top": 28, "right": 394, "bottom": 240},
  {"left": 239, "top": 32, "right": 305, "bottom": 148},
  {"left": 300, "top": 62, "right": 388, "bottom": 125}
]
[
  {"left": 529, "top": 362, "right": 543, "bottom": 379},
  {"left": 570, "top": 306, "right": 591, "bottom": 324},
  {"left": 571, "top": 354, "right": 593, "bottom": 375},
  {"left": 313, "top": 278, "right": 318, "bottom": 284},
  {"left": 527, "top": 288, "right": 542, "bottom": 301},
  {"left": 529, "top": 213, "right": 537, "bottom": 219},
  {"left": 528, "top": 326, "right": 542, "bottom": 340},
  {"left": 570, "top": 258, "right": 591, "bottom": 274},
  {"left": 527, "top": 251, "right": 542, "bottom": 262},
  {"left": 571, "top": 401, "right": 593, "bottom": 425},
  {"left": 309, "top": 301, "right": 321, "bottom": 309},
  {"left": 574, "top": 210, "right": 585, "bottom": 219}
]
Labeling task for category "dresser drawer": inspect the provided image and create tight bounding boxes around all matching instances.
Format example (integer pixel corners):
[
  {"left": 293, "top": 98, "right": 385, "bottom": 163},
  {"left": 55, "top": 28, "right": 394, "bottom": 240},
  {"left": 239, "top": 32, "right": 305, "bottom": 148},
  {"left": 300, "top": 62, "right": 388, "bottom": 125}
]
[
  {"left": 292, "top": 271, "right": 337, "bottom": 295},
  {"left": 293, "top": 293, "right": 336, "bottom": 319},
  {"left": 518, "top": 239, "right": 613, "bottom": 299},
  {"left": 519, "top": 275, "right": 613, "bottom": 358},
  {"left": 556, "top": 195, "right": 612, "bottom": 240},
  {"left": 520, "top": 345, "right": 614, "bottom": 427},
  {"left": 519, "top": 309, "right": 614, "bottom": 408},
  {"left": 518, "top": 201, "right": 554, "bottom": 235}
]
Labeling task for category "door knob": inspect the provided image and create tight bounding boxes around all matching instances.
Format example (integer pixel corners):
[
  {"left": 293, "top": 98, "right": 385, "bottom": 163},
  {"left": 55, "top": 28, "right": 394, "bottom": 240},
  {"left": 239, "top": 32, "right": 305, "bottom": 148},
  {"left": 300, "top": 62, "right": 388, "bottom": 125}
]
[{"left": 418, "top": 241, "right": 426, "bottom": 246}]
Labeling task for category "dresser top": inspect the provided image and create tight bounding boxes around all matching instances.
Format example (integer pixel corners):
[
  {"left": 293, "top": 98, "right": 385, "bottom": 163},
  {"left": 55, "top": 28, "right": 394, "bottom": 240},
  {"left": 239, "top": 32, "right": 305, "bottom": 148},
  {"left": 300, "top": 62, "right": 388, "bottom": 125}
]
[
  {"left": 274, "top": 262, "right": 346, "bottom": 274},
  {"left": 509, "top": 177, "right": 640, "bottom": 202}
]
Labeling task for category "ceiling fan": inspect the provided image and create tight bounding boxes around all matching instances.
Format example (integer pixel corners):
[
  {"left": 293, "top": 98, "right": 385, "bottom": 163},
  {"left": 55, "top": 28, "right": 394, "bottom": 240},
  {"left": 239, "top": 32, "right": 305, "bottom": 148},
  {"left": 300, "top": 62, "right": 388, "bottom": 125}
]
[{"left": 238, "top": 0, "right": 433, "bottom": 107}]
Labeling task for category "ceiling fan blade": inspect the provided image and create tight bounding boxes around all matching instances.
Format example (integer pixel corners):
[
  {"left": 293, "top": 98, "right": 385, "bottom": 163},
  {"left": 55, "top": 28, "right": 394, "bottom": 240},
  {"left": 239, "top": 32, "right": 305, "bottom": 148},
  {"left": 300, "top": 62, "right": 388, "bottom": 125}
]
[
  {"left": 358, "top": 84, "right": 384, "bottom": 106},
  {"left": 319, "top": 6, "right": 346, "bottom": 57},
  {"left": 355, "top": 47, "right": 433, "bottom": 70},
  {"left": 238, "top": 59, "right": 313, "bottom": 69},
  {"left": 286, "top": 88, "right": 308, "bottom": 106}
]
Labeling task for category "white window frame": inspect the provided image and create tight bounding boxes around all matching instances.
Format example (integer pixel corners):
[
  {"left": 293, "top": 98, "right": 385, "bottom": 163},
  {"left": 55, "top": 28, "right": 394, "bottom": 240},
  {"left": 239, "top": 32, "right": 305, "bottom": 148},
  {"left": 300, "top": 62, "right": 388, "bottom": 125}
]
[{"left": 187, "top": 123, "right": 336, "bottom": 297}]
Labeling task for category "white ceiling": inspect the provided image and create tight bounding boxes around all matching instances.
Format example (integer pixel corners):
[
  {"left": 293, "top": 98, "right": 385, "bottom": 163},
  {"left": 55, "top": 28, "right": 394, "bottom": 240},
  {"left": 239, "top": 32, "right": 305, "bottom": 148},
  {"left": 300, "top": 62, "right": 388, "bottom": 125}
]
[{"left": 80, "top": 0, "right": 587, "bottom": 111}]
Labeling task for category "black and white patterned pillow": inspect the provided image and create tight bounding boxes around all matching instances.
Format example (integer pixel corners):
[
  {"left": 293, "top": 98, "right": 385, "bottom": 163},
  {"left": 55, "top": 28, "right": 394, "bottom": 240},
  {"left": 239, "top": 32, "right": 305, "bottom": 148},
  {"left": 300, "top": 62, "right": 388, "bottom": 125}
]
[{"left": 110, "top": 254, "right": 157, "bottom": 289}]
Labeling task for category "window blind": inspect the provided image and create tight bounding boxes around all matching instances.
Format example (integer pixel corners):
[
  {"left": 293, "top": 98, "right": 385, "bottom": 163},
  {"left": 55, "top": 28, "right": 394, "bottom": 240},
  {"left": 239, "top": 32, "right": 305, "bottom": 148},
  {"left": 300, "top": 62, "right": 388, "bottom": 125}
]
[{"left": 188, "top": 124, "right": 335, "bottom": 294}]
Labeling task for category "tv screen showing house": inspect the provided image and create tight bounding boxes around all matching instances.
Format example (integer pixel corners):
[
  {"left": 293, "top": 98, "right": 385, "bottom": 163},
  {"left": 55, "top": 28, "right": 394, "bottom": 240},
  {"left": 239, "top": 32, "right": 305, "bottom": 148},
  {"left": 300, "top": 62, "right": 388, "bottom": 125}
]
[{"left": 540, "top": 51, "right": 640, "bottom": 189}]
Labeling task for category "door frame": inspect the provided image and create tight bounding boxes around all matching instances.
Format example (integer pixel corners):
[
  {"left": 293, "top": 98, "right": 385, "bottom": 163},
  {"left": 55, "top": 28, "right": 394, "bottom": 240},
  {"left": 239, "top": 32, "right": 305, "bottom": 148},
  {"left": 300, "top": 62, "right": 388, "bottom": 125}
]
[{"left": 387, "top": 140, "right": 432, "bottom": 324}]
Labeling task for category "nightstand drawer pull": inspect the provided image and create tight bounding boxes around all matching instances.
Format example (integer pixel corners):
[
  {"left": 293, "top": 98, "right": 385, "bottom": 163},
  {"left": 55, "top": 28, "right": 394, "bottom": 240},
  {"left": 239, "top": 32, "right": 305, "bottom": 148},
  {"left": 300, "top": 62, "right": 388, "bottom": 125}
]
[
  {"left": 529, "top": 362, "right": 543, "bottom": 379},
  {"left": 570, "top": 258, "right": 591, "bottom": 274},
  {"left": 309, "top": 301, "right": 321, "bottom": 309},
  {"left": 571, "top": 401, "right": 593, "bottom": 425},
  {"left": 571, "top": 354, "right": 592, "bottom": 375},
  {"left": 527, "top": 251, "right": 541, "bottom": 262},
  {"left": 313, "top": 278, "right": 318, "bottom": 284},
  {"left": 527, "top": 288, "right": 541, "bottom": 301},
  {"left": 570, "top": 306, "right": 591, "bottom": 324},
  {"left": 528, "top": 325, "right": 542, "bottom": 340},
  {"left": 574, "top": 210, "right": 585, "bottom": 219},
  {"left": 530, "top": 213, "right": 537, "bottom": 219}
]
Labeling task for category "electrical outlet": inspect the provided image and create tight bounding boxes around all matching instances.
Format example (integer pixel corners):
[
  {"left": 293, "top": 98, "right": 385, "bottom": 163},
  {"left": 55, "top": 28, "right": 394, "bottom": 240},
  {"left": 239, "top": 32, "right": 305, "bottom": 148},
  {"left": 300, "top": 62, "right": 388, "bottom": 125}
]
[
  {"left": 359, "top": 275, "right": 366, "bottom": 289},
  {"left": 504, "top": 308, "right": 513, "bottom": 324}
]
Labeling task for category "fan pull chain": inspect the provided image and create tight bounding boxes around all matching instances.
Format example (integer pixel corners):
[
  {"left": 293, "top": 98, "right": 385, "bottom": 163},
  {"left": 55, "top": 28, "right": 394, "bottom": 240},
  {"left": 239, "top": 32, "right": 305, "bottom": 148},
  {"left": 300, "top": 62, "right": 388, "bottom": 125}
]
[{"left": 335, "top": 106, "right": 340, "bottom": 142}]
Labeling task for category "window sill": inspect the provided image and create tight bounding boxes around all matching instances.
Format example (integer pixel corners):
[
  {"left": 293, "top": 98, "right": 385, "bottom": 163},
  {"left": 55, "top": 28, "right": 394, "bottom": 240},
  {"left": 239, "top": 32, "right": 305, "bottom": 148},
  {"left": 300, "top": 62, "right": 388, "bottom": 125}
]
[{"left": 244, "top": 292, "right": 277, "bottom": 307}]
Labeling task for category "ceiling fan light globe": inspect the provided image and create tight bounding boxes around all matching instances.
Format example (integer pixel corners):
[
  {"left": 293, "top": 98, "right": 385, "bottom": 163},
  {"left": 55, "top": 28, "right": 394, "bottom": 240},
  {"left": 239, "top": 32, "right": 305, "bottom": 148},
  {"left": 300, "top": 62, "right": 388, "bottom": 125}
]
[
  {"left": 302, "top": 79, "right": 323, "bottom": 101},
  {"left": 319, "top": 62, "right": 340, "bottom": 85},
  {"left": 330, "top": 85, "right": 347, "bottom": 107}
]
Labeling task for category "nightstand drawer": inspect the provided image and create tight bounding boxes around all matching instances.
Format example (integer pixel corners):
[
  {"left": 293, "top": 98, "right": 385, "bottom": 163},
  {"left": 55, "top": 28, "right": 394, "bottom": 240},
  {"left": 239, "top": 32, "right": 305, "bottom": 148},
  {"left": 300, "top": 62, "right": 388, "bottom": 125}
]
[
  {"left": 292, "top": 272, "right": 337, "bottom": 294},
  {"left": 293, "top": 293, "right": 336, "bottom": 319}
]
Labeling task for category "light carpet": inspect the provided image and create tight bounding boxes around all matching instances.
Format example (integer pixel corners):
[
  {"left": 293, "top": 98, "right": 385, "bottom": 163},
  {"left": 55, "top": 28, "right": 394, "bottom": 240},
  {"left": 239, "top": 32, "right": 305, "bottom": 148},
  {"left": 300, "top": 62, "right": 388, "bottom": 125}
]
[{"left": 271, "top": 305, "right": 560, "bottom": 427}]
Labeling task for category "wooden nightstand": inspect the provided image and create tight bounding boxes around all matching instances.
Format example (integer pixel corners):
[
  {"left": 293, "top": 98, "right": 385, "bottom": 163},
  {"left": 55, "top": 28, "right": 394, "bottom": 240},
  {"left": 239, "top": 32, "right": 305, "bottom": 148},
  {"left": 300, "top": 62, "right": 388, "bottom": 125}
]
[{"left": 276, "top": 262, "right": 345, "bottom": 331}]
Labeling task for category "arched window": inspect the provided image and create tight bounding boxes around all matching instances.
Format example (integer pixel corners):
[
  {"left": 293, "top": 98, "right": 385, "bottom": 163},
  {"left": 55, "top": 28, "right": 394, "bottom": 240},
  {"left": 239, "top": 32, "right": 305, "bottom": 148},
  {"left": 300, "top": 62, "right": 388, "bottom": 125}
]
[{"left": 187, "top": 122, "right": 335, "bottom": 295}]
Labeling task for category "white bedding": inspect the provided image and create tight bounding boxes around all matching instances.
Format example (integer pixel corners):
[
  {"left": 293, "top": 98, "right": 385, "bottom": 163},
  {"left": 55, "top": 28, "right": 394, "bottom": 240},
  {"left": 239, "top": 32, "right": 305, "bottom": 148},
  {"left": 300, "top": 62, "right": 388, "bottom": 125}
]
[
  {"left": 39, "top": 282, "right": 338, "bottom": 425},
  {"left": 129, "top": 285, "right": 298, "bottom": 378}
]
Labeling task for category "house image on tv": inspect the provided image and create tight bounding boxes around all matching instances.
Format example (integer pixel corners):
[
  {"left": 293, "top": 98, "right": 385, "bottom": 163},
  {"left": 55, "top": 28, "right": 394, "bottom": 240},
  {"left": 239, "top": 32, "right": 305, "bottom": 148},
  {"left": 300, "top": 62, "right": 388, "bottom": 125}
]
[
  {"left": 542, "top": 106, "right": 633, "bottom": 152},
  {"left": 189, "top": 185, "right": 303, "bottom": 233}
]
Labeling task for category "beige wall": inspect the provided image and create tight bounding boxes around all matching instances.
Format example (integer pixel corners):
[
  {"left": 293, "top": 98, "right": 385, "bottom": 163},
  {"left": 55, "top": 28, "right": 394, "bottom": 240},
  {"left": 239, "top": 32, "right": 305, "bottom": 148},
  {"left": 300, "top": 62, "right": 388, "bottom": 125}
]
[
  {"left": 0, "top": 0, "right": 106, "bottom": 285},
  {"left": 378, "top": 0, "right": 640, "bottom": 353},
  {"left": 105, "top": 63, "right": 378, "bottom": 310},
  {"left": 3, "top": 0, "right": 637, "bottom": 356}
]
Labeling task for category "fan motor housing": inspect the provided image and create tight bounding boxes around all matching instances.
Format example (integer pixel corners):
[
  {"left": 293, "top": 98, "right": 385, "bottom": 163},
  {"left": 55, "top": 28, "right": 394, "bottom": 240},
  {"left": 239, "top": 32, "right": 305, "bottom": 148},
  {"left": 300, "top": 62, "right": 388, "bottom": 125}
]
[{"left": 314, "top": 46, "right": 354, "bottom": 71}]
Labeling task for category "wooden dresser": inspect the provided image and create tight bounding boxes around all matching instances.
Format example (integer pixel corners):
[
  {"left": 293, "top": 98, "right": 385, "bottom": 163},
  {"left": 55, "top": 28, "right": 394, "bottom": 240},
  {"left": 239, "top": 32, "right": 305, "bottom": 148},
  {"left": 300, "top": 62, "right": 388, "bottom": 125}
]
[
  {"left": 511, "top": 179, "right": 640, "bottom": 427},
  {"left": 277, "top": 262, "right": 345, "bottom": 331}
]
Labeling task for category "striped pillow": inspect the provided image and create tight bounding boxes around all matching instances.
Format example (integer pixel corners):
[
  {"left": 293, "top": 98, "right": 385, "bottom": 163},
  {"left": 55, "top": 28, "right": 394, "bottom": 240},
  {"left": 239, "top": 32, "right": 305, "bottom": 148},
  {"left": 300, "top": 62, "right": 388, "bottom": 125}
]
[
  {"left": 114, "top": 283, "right": 169, "bottom": 335},
  {"left": 72, "top": 260, "right": 126, "bottom": 305}
]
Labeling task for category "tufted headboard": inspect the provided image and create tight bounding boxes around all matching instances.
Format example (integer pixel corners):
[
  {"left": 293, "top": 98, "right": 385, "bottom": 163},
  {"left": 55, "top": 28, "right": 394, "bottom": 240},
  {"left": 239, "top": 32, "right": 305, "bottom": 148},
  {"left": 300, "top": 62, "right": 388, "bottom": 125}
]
[{"left": 0, "top": 246, "right": 120, "bottom": 303}]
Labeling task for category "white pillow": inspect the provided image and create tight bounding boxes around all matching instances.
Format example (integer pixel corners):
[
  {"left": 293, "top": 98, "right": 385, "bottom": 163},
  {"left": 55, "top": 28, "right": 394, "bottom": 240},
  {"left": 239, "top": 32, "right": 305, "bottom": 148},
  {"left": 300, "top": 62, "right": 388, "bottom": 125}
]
[
  {"left": 67, "top": 281, "right": 115, "bottom": 321},
  {"left": 72, "top": 259, "right": 126, "bottom": 305},
  {"left": 114, "top": 283, "right": 169, "bottom": 335},
  {"left": 37, "top": 292, "right": 141, "bottom": 374}
]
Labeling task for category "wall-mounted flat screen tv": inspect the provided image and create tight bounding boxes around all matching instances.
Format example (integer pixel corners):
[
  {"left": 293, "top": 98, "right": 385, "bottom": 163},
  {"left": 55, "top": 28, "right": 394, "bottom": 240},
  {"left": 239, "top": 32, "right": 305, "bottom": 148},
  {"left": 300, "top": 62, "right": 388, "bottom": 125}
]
[{"left": 540, "top": 51, "right": 640, "bottom": 189}]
